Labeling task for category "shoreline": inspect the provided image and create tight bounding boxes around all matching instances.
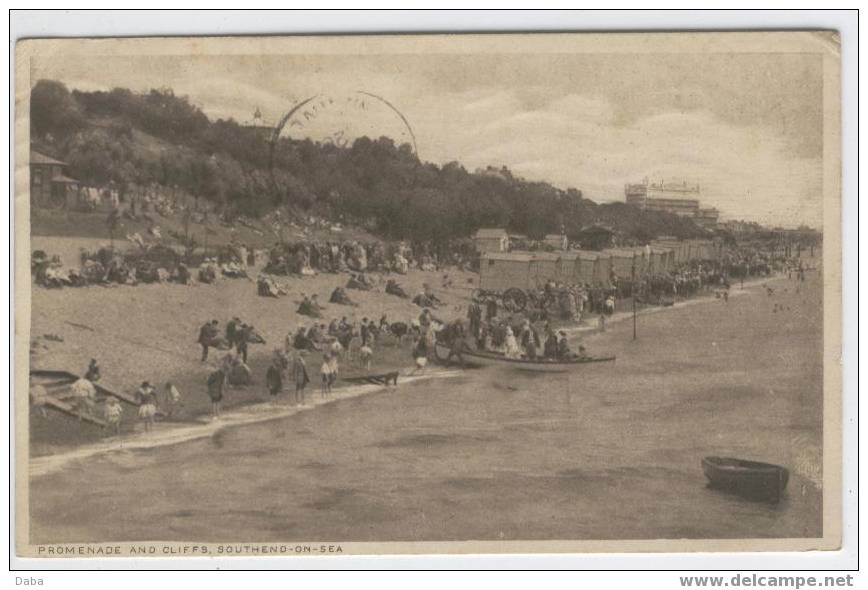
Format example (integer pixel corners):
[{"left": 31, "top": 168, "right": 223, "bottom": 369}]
[
  {"left": 29, "top": 367, "right": 464, "bottom": 478},
  {"left": 563, "top": 274, "right": 777, "bottom": 339},
  {"left": 29, "top": 275, "right": 785, "bottom": 478}
]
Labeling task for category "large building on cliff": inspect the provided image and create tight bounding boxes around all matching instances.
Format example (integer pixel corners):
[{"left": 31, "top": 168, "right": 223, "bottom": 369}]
[{"left": 625, "top": 178, "right": 719, "bottom": 228}]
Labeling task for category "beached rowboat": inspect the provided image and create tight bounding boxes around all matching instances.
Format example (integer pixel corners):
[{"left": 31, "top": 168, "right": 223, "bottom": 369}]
[
  {"left": 434, "top": 342, "right": 615, "bottom": 373},
  {"left": 702, "top": 456, "right": 789, "bottom": 503}
]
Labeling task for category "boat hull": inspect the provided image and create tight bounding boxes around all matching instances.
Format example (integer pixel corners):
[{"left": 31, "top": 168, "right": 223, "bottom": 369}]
[
  {"left": 702, "top": 456, "right": 789, "bottom": 503},
  {"left": 434, "top": 342, "right": 615, "bottom": 373}
]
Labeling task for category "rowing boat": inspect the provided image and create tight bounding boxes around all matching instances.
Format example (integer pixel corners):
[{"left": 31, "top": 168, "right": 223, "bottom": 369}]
[
  {"left": 434, "top": 342, "right": 615, "bottom": 373},
  {"left": 702, "top": 456, "right": 789, "bottom": 503}
]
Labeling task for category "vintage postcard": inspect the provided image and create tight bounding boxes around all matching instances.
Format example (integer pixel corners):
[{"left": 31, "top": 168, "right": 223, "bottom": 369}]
[{"left": 13, "top": 31, "right": 841, "bottom": 558}]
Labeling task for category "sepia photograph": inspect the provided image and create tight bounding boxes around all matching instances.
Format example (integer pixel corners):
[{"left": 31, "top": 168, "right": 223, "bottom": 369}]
[{"left": 13, "top": 29, "right": 843, "bottom": 559}]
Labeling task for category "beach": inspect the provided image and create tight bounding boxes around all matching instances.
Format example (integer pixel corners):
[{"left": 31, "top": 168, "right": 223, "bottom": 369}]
[
  {"left": 28, "top": 269, "right": 823, "bottom": 543},
  {"left": 28, "top": 243, "right": 477, "bottom": 453}
]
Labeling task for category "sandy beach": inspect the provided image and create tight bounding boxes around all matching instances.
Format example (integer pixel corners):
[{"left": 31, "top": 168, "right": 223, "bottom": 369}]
[
  {"left": 28, "top": 251, "right": 481, "bottom": 452},
  {"left": 28, "top": 267, "right": 823, "bottom": 543}
]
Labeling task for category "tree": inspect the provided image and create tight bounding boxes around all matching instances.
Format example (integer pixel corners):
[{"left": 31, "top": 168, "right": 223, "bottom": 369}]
[{"left": 31, "top": 80, "right": 83, "bottom": 138}]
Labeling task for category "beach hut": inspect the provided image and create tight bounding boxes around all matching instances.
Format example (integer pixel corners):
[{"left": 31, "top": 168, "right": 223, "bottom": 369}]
[
  {"left": 595, "top": 251, "right": 612, "bottom": 286},
  {"left": 606, "top": 248, "right": 636, "bottom": 280},
  {"left": 478, "top": 252, "right": 535, "bottom": 292},
  {"left": 558, "top": 251, "right": 582, "bottom": 284},
  {"left": 649, "top": 247, "right": 672, "bottom": 274},
  {"left": 473, "top": 228, "right": 510, "bottom": 255},
  {"left": 530, "top": 252, "right": 562, "bottom": 286},
  {"left": 575, "top": 251, "right": 595, "bottom": 284}
]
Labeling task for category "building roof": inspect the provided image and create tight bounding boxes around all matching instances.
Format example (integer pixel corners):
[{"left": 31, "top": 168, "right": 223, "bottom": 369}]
[
  {"left": 50, "top": 174, "right": 79, "bottom": 184},
  {"left": 474, "top": 228, "right": 509, "bottom": 239},
  {"left": 544, "top": 234, "right": 566, "bottom": 240},
  {"left": 481, "top": 252, "right": 535, "bottom": 262},
  {"left": 579, "top": 224, "right": 615, "bottom": 233},
  {"left": 30, "top": 151, "right": 67, "bottom": 166}
]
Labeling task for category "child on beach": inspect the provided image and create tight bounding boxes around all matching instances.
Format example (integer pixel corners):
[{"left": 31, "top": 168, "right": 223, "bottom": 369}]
[
  {"left": 266, "top": 359, "right": 283, "bottom": 397},
  {"left": 206, "top": 369, "right": 226, "bottom": 420},
  {"left": 103, "top": 396, "right": 123, "bottom": 436},
  {"left": 410, "top": 337, "right": 428, "bottom": 375},
  {"left": 320, "top": 354, "right": 333, "bottom": 397},
  {"left": 135, "top": 381, "right": 158, "bottom": 432},
  {"left": 328, "top": 353, "right": 340, "bottom": 388},
  {"left": 163, "top": 382, "right": 182, "bottom": 418},
  {"left": 359, "top": 343, "right": 373, "bottom": 370}
]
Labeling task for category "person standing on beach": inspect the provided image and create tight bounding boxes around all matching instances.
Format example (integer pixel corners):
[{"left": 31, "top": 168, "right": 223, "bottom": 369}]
[
  {"left": 266, "top": 358, "right": 283, "bottom": 397},
  {"left": 291, "top": 351, "right": 310, "bottom": 406},
  {"left": 163, "top": 381, "right": 182, "bottom": 418},
  {"left": 135, "top": 381, "right": 158, "bottom": 432},
  {"left": 85, "top": 358, "right": 101, "bottom": 382},
  {"left": 198, "top": 319, "right": 219, "bottom": 362},
  {"left": 328, "top": 353, "right": 340, "bottom": 388},
  {"left": 103, "top": 396, "right": 123, "bottom": 436},
  {"left": 410, "top": 336, "right": 429, "bottom": 375},
  {"left": 206, "top": 368, "right": 226, "bottom": 420},
  {"left": 360, "top": 318, "right": 370, "bottom": 347},
  {"left": 320, "top": 354, "right": 333, "bottom": 397},
  {"left": 236, "top": 323, "right": 250, "bottom": 364},
  {"left": 468, "top": 298, "right": 482, "bottom": 340}
]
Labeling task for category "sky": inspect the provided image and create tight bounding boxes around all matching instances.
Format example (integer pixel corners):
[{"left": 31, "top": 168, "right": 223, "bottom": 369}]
[{"left": 32, "top": 51, "right": 825, "bottom": 228}]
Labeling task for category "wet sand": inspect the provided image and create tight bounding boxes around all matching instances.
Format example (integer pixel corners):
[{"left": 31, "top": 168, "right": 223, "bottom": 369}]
[{"left": 28, "top": 271, "right": 823, "bottom": 543}]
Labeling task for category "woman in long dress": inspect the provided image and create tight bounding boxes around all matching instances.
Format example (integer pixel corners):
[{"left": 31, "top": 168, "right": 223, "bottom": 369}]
[{"left": 504, "top": 326, "right": 521, "bottom": 359}]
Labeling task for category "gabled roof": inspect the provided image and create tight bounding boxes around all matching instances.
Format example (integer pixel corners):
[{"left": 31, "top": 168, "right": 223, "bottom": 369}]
[
  {"left": 481, "top": 252, "right": 535, "bottom": 262},
  {"left": 474, "top": 228, "right": 509, "bottom": 239},
  {"left": 30, "top": 151, "right": 67, "bottom": 166},
  {"left": 579, "top": 224, "right": 615, "bottom": 234}
]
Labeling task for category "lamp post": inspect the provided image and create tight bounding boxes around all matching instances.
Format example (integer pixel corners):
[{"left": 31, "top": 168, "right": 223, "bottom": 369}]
[{"left": 632, "top": 256, "right": 637, "bottom": 341}]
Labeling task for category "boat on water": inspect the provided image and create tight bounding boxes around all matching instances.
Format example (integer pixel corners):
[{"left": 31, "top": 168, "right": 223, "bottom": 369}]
[
  {"left": 702, "top": 456, "right": 789, "bottom": 503},
  {"left": 30, "top": 369, "right": 140, "bottom": 427},
  {"left": 433, "top": 341, "right": 615, "bottom": 373}
]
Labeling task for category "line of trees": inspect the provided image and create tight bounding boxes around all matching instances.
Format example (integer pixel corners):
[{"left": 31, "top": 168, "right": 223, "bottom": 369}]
[{"left": 30, "top": 79, "right": 707, "bottom": 245}]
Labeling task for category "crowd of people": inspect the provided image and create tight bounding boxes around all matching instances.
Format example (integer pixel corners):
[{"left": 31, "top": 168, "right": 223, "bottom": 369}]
[
  {"left": 263, "top": 239, "right": 470, "bottom": 277},
  {"left": 32, "top": 230, "right": 814, "bottom": 436}
]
